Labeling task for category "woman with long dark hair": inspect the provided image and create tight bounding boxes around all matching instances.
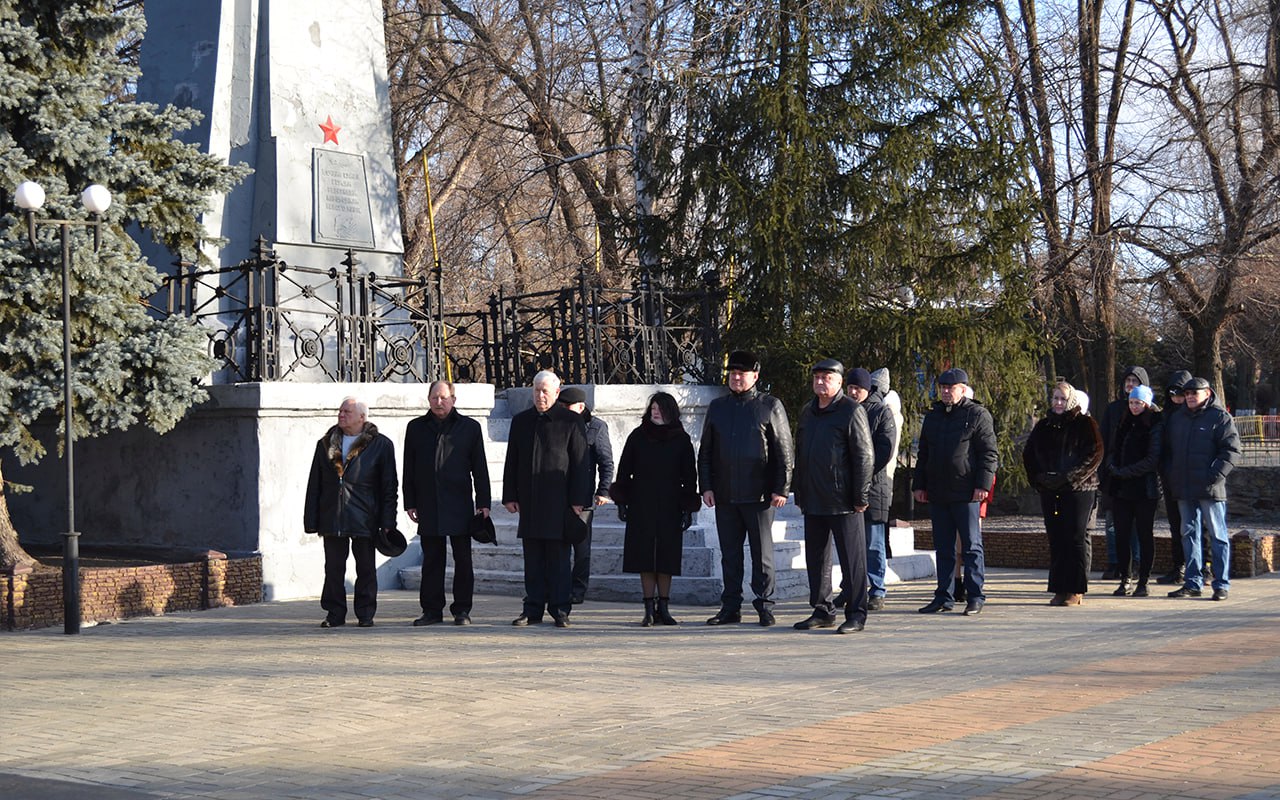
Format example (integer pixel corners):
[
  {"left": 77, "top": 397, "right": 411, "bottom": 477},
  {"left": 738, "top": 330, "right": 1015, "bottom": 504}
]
[
  {"left": 1022, "top": 381, "right": 1104, "bottom": 606},
  {"left": 609, "top": 392, "right": 701, "bottom": 626}
]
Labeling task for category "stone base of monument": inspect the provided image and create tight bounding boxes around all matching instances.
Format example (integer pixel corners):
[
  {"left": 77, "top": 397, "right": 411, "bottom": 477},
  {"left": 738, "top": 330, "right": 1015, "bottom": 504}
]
[{"left": 399, "top": 503, "right": 934, "bottom": 606}]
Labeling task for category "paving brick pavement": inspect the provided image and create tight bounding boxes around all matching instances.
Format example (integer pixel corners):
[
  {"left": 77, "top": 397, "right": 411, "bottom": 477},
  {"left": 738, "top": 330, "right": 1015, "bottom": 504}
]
[{"left": 3, "top": 568, "right": 1279, "bottom": 800}]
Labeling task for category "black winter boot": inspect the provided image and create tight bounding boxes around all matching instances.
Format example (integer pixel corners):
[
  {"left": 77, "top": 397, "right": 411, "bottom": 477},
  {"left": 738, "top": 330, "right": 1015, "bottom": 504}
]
[
  {"left": 641, "top": 598, "right": 655, "bottom": 627},
  {"left": 656, "top": 597, "right": 679, "bottom": 625}
]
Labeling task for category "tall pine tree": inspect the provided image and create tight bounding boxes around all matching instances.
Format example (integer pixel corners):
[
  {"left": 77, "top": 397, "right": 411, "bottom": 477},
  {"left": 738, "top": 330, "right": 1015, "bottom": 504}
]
[
  {"left": 662, "top": 0, "right": 1041, "bottom": 464},
  {"left": 0, "top": 1, "right": 247, "bottom": 569}
]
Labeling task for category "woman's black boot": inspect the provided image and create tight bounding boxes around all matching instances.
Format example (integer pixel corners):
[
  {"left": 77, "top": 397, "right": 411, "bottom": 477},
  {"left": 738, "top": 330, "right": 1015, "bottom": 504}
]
[
  {"left": 657, "top": 597, "right": 679, "bottom": 625},
  {"left": 641, "top": 597, "right": 655, "bottom": 627}
]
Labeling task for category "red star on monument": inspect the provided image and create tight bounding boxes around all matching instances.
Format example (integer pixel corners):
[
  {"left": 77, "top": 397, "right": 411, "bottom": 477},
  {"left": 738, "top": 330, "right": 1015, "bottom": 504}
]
[{"left": 319, "top": 115, "right": 341, "bottom": 145}]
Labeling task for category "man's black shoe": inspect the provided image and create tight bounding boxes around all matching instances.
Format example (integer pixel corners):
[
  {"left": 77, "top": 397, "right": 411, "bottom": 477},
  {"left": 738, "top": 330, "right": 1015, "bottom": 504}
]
[
  {"left": 792, "top": 613, "right": 836, "bottom": 630},
  {"left": 553, "top": 615, "right": 570, "bottom": 628},
  {"left": 1167, "top": 587, "right": 1202, "bottom": 598},
  {"left": 320, "top": 619, "right": 344, "bottom": 628},
  {"left": 757, "top": 609, "right": 776, "bottom": 627},
  {"left": 836, "top": 618, "right": 865, "bottom": 634},
  {"left": 705, "top": 610, "right": 741, "bottom": 625},
  {"left": 1212, "top": 588, "right": 1228, "bottom": 601},
  {"left": 867, "top": 596, "right": 886, "bottom": 612},
  {"left": 918, "top": 599, "right": 954, "bottom": 614},
  {"left": 453, "top": 613, "right": 471, "bottom": 625},
  {"left": 357, "top": 619, "right": 374, "bottom": 628},
  {"left": 963, "top": 599, "right": 984, "bottom": 616},
  {"left": 512, "top": 614, "right": 542, "bottom": 626},
  {"left": 1155, "top": 568, "right": 1184, "bottom": 585},
  {"left": 412, "top": 615, "right": 444, "bottom": 627}
]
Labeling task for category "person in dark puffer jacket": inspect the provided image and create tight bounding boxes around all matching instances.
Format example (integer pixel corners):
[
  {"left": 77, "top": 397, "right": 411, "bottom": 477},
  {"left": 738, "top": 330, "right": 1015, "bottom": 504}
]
[
  {"left": 1022, "top": 381, "right": 1103, "bottom": 606},
  {"left": 1105, "top": 385, "right": 1163, "bottom": 597}
]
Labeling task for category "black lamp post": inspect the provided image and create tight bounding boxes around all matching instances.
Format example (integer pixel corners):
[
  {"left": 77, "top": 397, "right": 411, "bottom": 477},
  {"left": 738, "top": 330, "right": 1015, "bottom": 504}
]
[{"left": 14, "top": 180, "right": 113, "bottom": 635}]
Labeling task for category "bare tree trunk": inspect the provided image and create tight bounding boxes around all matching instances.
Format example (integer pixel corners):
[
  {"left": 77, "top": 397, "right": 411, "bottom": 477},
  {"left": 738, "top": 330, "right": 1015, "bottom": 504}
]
[{"left": 0, "top": 459, "right": 41, "bottom": 573}]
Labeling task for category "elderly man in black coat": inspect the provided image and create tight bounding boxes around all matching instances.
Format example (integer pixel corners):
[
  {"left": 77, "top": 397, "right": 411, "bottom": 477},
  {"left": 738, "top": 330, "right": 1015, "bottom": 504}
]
[
  {"left": 503, "top": 370, "right": 592, "bottom": 627},
  {"left": 793, "top": 359, "right": 875, "bottom": 633},
  {"left": 304, "top": 397, "right": 398, "bottom": 628},
  {"left": 912, "top": 368, "right": 998, "bottom": 616},
  {"left": 404, "top": 380, "right": 491, "bottom": 626}
]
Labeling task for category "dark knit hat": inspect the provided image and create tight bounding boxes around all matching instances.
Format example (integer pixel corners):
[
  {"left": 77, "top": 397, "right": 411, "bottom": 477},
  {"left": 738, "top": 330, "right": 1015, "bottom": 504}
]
[{"left": 846, "top": 367, "right": 873, "bottom": 390}]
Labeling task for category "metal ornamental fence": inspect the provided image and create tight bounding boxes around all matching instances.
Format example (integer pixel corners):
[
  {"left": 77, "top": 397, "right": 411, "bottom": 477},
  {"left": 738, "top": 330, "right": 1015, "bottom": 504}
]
[{"left": 152, "top": 240, "right": 724, "bottom": 389}]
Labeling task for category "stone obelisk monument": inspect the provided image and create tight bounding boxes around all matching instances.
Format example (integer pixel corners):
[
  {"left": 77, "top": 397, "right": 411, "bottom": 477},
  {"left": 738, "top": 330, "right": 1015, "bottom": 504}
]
[{"left": 136, "top": 0, "right": 404, "bottom": 277}]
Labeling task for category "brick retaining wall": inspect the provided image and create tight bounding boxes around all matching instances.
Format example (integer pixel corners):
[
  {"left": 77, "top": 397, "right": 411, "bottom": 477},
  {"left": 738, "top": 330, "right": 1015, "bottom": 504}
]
[{"left": 2, "top": 552, "right": 263, "bottom": 631}]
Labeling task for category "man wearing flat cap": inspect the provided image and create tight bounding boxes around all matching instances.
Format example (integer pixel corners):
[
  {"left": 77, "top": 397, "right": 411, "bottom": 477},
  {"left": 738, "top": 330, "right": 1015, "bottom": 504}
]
[
  {"left": 698, "top": 349, "right": 794, "bottom": 626},
  {"left": 912, "top": 368, "right": 998, "bottom": 615},
  {"left": 557, "top": 386, "right": 615, "bottom": 604},
  {"left": 1162, "top": 377, "right": 1240, "bottom": 601},
  {"left": 792, "top": 359, "right": 874, "bottom": 633}
]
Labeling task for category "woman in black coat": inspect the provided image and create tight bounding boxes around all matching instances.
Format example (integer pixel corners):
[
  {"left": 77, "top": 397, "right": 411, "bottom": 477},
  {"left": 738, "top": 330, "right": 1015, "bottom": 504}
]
[
  {"left": 609, "top": 392, "right": 700, "bottom": 627},
  {"left": 1022, "top": 381, "right": 1104, "bottom": 606},
  {"left": 1105, "top": 385, "right": 1163, "bottom": 596}
]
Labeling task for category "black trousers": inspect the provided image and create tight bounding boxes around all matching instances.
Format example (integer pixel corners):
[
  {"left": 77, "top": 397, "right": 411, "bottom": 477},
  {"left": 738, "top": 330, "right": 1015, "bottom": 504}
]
[
  {"left": 714, "top": 502, "right": 776, "bottom": 613},
  {"left": 1041, "top": 490, "right": 1094, "bottom": 594},
  {"left": 1113, "top": 496, "right": 1157, "bottom": 582},
  {"left": 571, "top": 508, "right": 594, "bottom": 599},
  {"left": 420, "top": 535, "right": 474, "bottom": 617},
  {"left": 321, "top": 534, "right": 378, "bottom": 623},
  {"left": 522, "top": 538, "right": 572, "bottom": 620},
  {"left": 805, "top": 512, "right": 867, "bottom": 622},
  {"left": 1164, "top": 489, "right": 1184, "bottom": 568}
]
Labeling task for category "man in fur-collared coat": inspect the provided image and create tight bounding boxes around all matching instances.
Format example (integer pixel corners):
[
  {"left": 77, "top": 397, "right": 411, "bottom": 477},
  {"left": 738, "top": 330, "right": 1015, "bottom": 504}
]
[{"left": 304, "top": 397, "right": 399, "bottom": 628}]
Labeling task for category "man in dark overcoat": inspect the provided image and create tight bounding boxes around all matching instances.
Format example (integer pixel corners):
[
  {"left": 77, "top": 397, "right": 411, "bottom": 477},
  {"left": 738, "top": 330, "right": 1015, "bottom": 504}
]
[
  {"left": 698, "top": 349, "right": 794, "bottom": 627},
  {"left": 792, "top": 359, "right": 874, "bottom": 633},
  {"left": 503, "top": 370, "right": 592, "bottom": 627},
  {"left": 404, "top": 380, "right": 491, "bottom": 626},
  {"left": 912, "top": 368, "right": 998, "bottom": 616},
  {"left": 304, "top": 397, "right": 398, "bottom": 628},
  {"left": 557, "top": 386, "right": 614, "bottom": 604}
]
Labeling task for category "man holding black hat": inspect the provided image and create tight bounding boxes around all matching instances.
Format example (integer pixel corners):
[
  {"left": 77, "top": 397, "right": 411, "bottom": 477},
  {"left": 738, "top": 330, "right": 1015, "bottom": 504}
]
[
  {"left": 698, "top": 349, "right": 794, "bottom": 626},
  {"left": 792, "top": 359, "right": 874, "bottom": 633},
  {"left": 1162, "top": 377, "right": 1241, "bottom": 601},
  {"left": 503, "top": 370, "right": 592, "bottom": 627},
  {"left": 912, "top": 369, "right": 998, "bottom": 615},
  {"left": 304, "top": 397, "right": 399, "bottom": 628},
  {"left": 404, "top": 380, "right": 491, "bottom": 626},
  {"left": 557, "top": 386, "right": 615, "bottom": 604}
]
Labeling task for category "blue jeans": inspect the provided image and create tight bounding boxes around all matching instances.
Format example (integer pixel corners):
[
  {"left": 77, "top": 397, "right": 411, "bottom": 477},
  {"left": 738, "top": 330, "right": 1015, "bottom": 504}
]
[
  {"left": 1177, "top": 500, "right": 1230, "bottom": 592},
  {"left": 933, "top": 501, "right": 984, "bottom": 603},
  {"left": 866, "top": 521, "right": 887, "bottom": 597}
]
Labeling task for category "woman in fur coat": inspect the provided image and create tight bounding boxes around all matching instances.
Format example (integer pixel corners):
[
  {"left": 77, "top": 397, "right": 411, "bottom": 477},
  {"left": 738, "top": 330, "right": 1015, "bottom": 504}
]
[{"left": 1022, "top": 381, "right": 1104, "bottom": 606}]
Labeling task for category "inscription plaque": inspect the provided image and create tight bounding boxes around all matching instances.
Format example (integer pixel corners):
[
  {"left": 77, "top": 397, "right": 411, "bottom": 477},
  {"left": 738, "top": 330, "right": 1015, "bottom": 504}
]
[{"left": 313, "top": 149, "right": 376, "bottom": 248}]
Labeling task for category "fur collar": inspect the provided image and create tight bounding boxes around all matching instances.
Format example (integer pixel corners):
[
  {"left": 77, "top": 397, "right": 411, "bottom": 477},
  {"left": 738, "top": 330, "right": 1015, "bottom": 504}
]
[{"left": 326, "top": 423, "right": 379, "bottom": 477}]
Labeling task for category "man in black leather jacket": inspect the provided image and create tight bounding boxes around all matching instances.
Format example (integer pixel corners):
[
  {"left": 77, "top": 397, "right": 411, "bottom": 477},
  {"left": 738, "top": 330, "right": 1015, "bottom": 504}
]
[
  {"left": 792, "top": 359, "right": 874, "bottom": 633},
  {"left": 912, "top": 369, "right": 998, "bottom": 615},
  {"left": 304, "top": 397, "right": 399, "bottom": 628},
  {"left": 698, "top": 350, "right": 794, "bottom": 626}
]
